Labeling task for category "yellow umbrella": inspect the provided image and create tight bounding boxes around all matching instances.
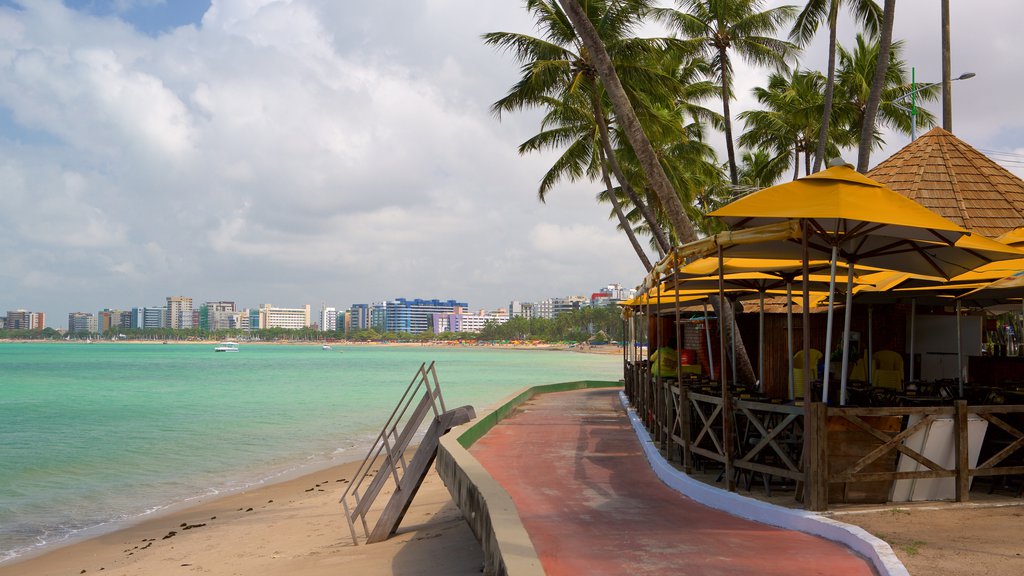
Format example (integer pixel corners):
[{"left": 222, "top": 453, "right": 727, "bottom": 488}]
[
  {"left": 710, "top": 165, "right": 965, "bottom": 244},
  {"left": 997, "top": 227, "right": 1024, "bottom": 248},
  {"left": 959, "top": 273, "right": 1024, "bottom": 301}
]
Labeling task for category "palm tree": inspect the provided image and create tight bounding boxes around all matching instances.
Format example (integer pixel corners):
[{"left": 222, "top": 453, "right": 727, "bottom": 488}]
[
  {"left": 856, "top": 0, "right": 895, "bottom": 172},
  {"left": 552, "top": 0, "right": 701, "bottom": 247},
  {"left": 558, "top": 0, "right": 758, "bottom": 384},
  {"left": 652, "top": 0, "right": 797, "bottom": 185},
  {"left": 485, "top": 0, "right": 683, "bottom": 255},
  {"left": 520, "top": 90, "right": 657, "bottom": 270},
  {"left": 833, "top": 33, "right": 937, "bottom": 154},
  {"left": 790, "top": 0, "right": 882, "bottom": 172},
  {"left": 738, "top": 69, "right": 834, "bottom": 180}
]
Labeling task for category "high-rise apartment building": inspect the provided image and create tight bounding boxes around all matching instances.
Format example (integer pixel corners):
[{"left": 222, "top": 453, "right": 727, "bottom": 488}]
[
  {"left": 319, "top": 306, "right": 337, "bottom": 331},
  {"left": 348, "top": 304, "right": 370, "bottom": 332},
  {"left": 258, "top": 304, "right": 311, "bottom": 330},
  {"left": 97, "top": 309, "right": 130, "bottom": 334},
  {"left": 370, "top": 302, "right": 387, "bottom": 331},
  {"left": 166, "top": 296, "right": 193, "bottom": 329},
  {"left": 433, "top": 310, "right": 509, "bottom": 334},
  {"left": 202, "top": 301, "right": 236, "bottom": 331},
  {"left": 4, "top": 310, "right": 44, "bottom": 330},
  {"left": 68, "top": 312, "right": 97, "bottom": 334},
  {"left": 384, "top": 298, "right": 468, "bottom": 334},
  {"left": 131, "top": 306, "right": 167, "bottom": 329}
]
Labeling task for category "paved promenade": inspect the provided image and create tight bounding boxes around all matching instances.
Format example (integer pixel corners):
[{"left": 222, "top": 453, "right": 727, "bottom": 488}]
[{"left": 469, "top": 388, "right": 876, "bottom": 575}]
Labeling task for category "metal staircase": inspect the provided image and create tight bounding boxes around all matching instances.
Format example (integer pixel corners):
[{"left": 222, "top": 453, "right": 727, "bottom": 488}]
[{"left": 339, "top": 361, "right": 474, "bottom": 544}]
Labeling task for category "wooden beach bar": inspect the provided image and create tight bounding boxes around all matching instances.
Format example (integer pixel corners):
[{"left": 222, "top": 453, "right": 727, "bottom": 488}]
[{"left": 621, "top": 130, "right": 1024, "bottom": 511}]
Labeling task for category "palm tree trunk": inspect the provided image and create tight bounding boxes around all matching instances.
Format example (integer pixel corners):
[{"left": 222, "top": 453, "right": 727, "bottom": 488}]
[
  {"left": 793, "top": 141, "right": 800, "bottom": 180},
  {"left": 941, "top": 0, "right": 952, "bottom": 131},
  {"left": 856, "top": 0, "right": 896, "bottom": 173},
  {"left": 599, "top": 151, "right": 654, "bottom": 272},
  {"left": 558, "top": 0, "right": 756, "bottom": 385},
  {"left": 558, "top": 0, "right": 697, "bottom": 245},
  {"left": 588, "top": 91, "right": 672, "bottom": 255},
  {"left": 720, "top": 46, "right": 739, "bottom": 186},
  {"left": 812, "top": 2, "right": 839, "bottom": 172}
]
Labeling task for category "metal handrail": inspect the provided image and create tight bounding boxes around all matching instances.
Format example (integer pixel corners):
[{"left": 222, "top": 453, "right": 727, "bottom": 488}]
[{"left": 339, "top": 361, "right": 447, "bottom": 544}]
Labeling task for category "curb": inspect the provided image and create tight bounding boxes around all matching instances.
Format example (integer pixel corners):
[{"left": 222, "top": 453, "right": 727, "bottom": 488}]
[{"left": 620, "top": 391, "right": 909, "bottom": 576}]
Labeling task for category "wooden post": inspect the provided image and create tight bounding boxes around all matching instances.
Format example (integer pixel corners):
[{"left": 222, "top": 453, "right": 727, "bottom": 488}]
[
  {"left": 805, "top": 402, "right": 829, "bottom": 511},
  {"left": 661, "top": 380, "right": 671, "bottom": 452},
  {"left": 681, "top": 385, "right": 692, "bottom": 474},
  {"left": 954, "top": 399, "right": 970, "bottom": 502}
]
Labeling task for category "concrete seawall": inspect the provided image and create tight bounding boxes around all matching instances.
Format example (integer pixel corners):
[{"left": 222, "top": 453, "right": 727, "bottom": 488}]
[{"left": 435, "top": 380, "right": 620, "bottom": 576}]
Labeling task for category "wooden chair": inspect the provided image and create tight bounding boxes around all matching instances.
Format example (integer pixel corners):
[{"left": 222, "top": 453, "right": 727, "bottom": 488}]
[{"left": 792, "top": 348, "right": 822, "bottom": 399}]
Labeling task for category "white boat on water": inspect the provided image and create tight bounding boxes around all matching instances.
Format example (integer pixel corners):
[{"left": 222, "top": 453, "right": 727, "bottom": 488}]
[
  {"left": 214, "top": 342, "right": 239, "bottom": 352},
  {"left": 322, "top": 344, "right": 332, "bottom": 350}
]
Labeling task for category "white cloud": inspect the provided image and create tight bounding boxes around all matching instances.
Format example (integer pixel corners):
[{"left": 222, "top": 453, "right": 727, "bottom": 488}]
[{"left": 2, "top": 0, "right": 1022, "bottom": 327}]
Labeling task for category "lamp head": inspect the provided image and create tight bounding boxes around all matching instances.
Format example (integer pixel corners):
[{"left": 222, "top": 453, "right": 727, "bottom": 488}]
[{"left": 956, "top": 72, "right": 976, "bottom": 80}]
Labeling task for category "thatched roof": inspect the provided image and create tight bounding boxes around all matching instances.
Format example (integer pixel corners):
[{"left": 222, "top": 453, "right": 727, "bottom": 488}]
[{"left": 868, "top": 127, "right": 1024, "bottom": 238}]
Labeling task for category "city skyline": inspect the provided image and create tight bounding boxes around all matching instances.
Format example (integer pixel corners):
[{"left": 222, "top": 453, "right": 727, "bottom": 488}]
[{"left": 4, "top": 282, "right": 632, "bottom": 330}]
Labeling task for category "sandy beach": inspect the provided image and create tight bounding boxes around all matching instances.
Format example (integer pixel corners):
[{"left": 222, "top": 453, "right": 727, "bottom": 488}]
[
  {"left": 2, "top": 444, "right": 1022, "bottom": 576},
  {"left": 0, "top": 458, "right": 483, "bottom": 576}
]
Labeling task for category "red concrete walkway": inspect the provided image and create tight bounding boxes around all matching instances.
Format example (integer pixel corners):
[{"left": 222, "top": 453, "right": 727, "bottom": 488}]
[{"left": 469, "top": 388, "right": 876, "bottom": 575}]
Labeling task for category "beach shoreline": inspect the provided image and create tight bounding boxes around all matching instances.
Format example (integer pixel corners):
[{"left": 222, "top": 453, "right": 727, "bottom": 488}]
[
  {"left": 0, "top": 455, "right": 483, "bottom": 576},
  {"left": 0, "top": 339, "right": 624, "bottom": 355}
]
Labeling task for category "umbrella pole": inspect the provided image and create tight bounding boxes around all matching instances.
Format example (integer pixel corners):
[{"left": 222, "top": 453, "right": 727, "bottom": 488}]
[
  {"left": 839, "top": 263, "right": 855, "bottom": 405},
  {"left": 717, "top": 243, "right": 734, "bottom": 491},
  {"left": 674, "top": 271, "right": 682, "bottom": 377},
  {"left": 822, "top": 245, "right": 839, "bottom": 404},
  {"left": 787, "top": 281, "right": 794, "bottom": 400},
  {"left": 957, "top": 299, "right": 964, "bottom": 397},
  {"left": 909, "top": 298, "right": 917, "bottom": 382},
  {"left": 759, "top": 289, "right": 765, "bottom": 392},
  {"left": 802, "top": 222, "right": 811, "bottom": 405},
  {"left": 868, "top": 305, "right": 874, "bottom": 386},
  {"left": 730, "top": 303, "right": 737, "bottom": 386},
  {"left": 704, "top": 300, "right": 715, "bottom": 380}
]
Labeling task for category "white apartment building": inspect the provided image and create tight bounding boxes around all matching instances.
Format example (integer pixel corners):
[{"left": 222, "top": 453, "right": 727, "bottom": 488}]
[
  {"left": 258, "top": 304, "right": 311, "bottom": 330},
  {"left": 320, "top": 306, "right": 337, "bottom": 331},
  {"left": 433, "top": 310, "right": 509, "bottom": 334}
]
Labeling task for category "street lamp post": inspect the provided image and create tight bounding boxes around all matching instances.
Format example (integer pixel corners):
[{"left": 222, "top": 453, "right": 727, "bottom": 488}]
[{"left": 892, "top": 69, "right": 976, "bottom": 140}]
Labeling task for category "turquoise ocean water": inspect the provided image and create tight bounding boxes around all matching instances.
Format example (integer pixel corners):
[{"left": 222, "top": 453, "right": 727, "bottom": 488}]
[{"left": 0, "top": 342, "right": 622, "bottom": 564}]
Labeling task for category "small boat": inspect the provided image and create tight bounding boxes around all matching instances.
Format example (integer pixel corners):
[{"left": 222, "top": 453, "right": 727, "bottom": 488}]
[
  {"left": 322, "top": 344, "right": 332, "bottom": 350},
  {"left": 214, "top": 342, "right": 239, "bottom": 352}
]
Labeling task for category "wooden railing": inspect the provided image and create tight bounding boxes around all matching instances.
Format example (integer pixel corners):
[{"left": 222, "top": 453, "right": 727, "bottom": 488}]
[{"left": 625, "top": 371, "right": 1024, "bottom": 511}]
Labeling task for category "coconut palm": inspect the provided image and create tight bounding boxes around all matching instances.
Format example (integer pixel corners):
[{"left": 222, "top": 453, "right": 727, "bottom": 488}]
[
  {"left": 553, "top": 0, "right": 702, "bottom": 247},
  {"left": 557, "top": 0, "right": 758, "bottom": 384},
  {"left": 790, "top": 0, "right": 882, "bottom": 172},
  {"left": 652, "top": 0, "right": 797, "bottom": 186},
  {"left": 738, "top": 69, "right": 840, "bottom": 180},
  {"left": 833, "top": 33, "right": 937, "bottom": 153},
  {"left": 486, "top": 0, "right": 688, "bottom": 255},
  {"left": 520, "top": 89, "right": 657, "bottom": 270}
]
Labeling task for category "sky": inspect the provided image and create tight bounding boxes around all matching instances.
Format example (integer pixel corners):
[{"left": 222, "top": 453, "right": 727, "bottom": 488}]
[{"left": 1, "top": 1, "right": 1023, "bottom": 328}]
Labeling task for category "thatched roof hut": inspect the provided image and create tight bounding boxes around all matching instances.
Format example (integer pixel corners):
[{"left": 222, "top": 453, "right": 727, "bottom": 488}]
[{"left": 868, "top": 127, "right": 1024, "bottom": 238}]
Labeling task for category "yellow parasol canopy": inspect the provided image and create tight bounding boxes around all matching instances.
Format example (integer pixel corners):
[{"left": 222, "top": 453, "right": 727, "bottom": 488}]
[
  {"left": 709, "top": 165, "right": 966, "bottom": 245},
  {"left": 997, "top": 227, "right": 1024, "bottom": 247}
]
